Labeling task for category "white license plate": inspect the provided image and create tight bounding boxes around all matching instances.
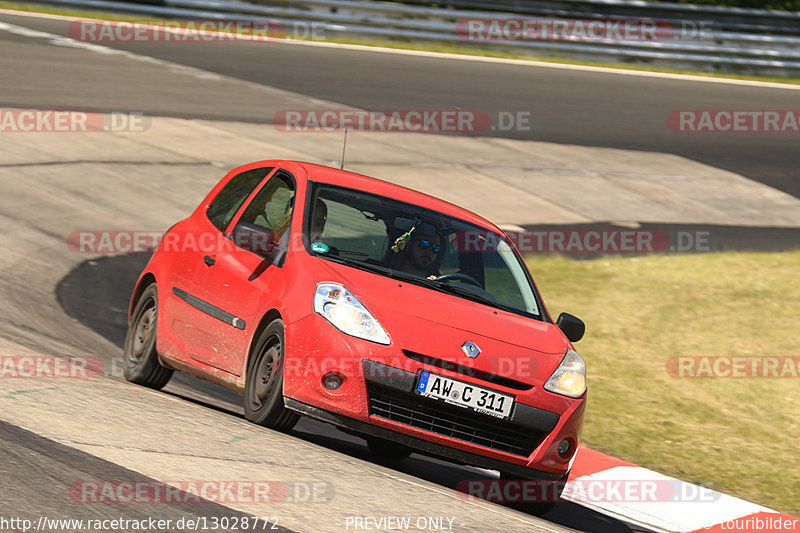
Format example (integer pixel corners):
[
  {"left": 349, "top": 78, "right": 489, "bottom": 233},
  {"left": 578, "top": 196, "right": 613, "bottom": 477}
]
[{"left": 415, "top": 371, "right": 514, "bottom": 419}]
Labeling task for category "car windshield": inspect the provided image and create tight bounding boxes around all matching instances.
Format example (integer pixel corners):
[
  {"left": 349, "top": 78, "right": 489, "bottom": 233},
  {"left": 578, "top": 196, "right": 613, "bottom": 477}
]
[{"left": 304, "top": 182, "right": 542, "bottom": 319}]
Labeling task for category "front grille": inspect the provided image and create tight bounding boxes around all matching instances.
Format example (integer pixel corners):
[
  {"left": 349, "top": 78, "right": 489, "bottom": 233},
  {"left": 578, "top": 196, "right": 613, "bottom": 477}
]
[
  {"left": 367, "top": 382, "right": 545, "bottom": 457},
  {"left": 403, "top": 350, "right": 533, "bottom": 391}
]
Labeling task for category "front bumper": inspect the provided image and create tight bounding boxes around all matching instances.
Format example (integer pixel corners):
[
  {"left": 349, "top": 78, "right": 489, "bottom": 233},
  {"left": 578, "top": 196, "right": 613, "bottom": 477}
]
[
  {"left": 284, "top": 313, "right": 586, "bottom": 477},
  {"left": 284, "top": 396, "right": 563, "bottom": 481}
]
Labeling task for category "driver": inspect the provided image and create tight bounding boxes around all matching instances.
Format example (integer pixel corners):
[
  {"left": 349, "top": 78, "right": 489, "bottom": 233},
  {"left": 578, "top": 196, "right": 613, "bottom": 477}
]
[
  {"left": 400, "top": 233, "right": 442, "bottom": 278},
  {"left": 310, "top": 199, "right": 328, "bottom": 242}
]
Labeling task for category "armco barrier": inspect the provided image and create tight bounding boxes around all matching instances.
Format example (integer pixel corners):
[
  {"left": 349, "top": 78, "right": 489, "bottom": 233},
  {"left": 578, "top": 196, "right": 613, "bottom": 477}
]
[{"left": 22, "top": 0, "right": 800, "bottom": 76}]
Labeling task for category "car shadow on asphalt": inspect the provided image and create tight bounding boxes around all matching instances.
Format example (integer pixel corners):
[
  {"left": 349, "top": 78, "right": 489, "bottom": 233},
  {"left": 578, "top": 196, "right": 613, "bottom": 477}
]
[{"left": 57, "top": 253, "right": 654, "bottom": 533}]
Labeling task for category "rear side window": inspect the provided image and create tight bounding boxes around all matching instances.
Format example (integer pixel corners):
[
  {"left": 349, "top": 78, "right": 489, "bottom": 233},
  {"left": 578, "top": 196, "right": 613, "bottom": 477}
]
[{"left": 206, "top": 167, "right": 273, "bottom": 232}]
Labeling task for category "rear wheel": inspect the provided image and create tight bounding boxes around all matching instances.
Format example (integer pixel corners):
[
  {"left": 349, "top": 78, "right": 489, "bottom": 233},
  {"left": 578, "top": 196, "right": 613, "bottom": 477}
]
[
  {"left": 244, "top": 319, "right": 299, "bottom": 431},
  {"left": 123, "top": 284, "right": 173, "bottom": 389},
  {"left": 498, "top": 470, "right": 568, "bottom": 516},
  {"left": 365, "top": 436, "right": 413, "bottom": 461}
]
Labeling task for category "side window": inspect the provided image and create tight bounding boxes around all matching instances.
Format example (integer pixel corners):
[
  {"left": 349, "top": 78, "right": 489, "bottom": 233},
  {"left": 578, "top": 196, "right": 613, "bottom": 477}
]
[
  {"left": 238, "top": 173, "right": 296, "bottom": 238},
  {"left": 206, "top": 167, "right": 273, "bottom": 232}
]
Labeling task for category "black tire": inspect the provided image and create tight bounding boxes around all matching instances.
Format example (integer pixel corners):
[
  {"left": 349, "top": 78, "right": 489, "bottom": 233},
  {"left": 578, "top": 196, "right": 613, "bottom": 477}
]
[
  {"left": 365, "top": 437, "right": 413, "bottom": 461},
  {"left": 244, "top": 319, "right": 299, "bottom": 431},
  {"left": 498, "top": 470, "right": 569, "bottom": 516},
  {"left": 123, "top": 283, "right": 173, "bottom": 389}
]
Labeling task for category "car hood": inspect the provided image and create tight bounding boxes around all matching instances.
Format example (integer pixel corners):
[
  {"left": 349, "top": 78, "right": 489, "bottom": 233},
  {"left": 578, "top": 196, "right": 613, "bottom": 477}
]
[{"left": 313, "top": 257, "right": 569, "bottom": 363}]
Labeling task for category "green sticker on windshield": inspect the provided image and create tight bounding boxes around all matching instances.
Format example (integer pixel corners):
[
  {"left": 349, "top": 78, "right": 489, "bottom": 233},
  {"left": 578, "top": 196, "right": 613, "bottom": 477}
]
[{"left": 311, "top": 242, "right": 329, "bottom": 254}]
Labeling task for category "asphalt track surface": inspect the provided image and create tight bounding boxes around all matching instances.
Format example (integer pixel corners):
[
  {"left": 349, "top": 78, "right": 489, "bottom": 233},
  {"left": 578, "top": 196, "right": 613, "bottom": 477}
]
[
  {"left": 0, "top": 420, "right": 291, "bottom": 532},
  {"left": 0, "top": 8, "right": 797, "bottom": 533},
  {"left": 1, "top": 11, "right": 799, "bottom": 200}
]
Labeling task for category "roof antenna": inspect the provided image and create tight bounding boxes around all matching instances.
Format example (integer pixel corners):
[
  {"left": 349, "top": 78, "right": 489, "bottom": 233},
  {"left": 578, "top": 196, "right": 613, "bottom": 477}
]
[{"left": 340, "top": 128, "right": 348, "bottom": 170}]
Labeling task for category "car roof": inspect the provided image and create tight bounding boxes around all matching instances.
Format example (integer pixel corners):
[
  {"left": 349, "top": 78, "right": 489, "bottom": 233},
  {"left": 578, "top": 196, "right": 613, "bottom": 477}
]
[{"left": 286, "top": 161, "right": 501, "bottom": 232}]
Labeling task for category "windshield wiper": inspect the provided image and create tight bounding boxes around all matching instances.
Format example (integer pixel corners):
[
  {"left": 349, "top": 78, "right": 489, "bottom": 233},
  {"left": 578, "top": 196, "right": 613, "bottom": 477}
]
[
  {"left": 378, "top": 270, "right": 507, "bottom": 310},
  {"left": 323, "top": 257, "right": 452, "bottom": 290},
  {"left": 322, "top": 255, "right": 395, "bottom": 277}
]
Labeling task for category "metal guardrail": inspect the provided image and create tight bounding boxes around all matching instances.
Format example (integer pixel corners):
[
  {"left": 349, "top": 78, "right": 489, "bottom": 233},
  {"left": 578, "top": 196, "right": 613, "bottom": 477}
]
[
  {"left": 23, "top": 0, "right": 800, "bottom": 76},
  {"left": 399, "top": 0, "right": 800, "bottom": 36}
]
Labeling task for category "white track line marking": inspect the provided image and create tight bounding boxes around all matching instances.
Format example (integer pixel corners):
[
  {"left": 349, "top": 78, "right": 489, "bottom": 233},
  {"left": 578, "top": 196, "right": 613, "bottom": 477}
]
[
  {"left": 1, "top": 8, "right": 799, "bottom": 91},
  {"left": 0, "top": 19, "right": 225, "bottom": 80}
]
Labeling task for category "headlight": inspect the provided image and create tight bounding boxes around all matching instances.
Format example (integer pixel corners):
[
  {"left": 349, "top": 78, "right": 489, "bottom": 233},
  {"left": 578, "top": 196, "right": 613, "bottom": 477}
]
[
  {"left": 544, "top": 349, "right": 586, "bottom": 398},
  {"left": 314, "top": 282, "right": 390, "bottom": 345}
]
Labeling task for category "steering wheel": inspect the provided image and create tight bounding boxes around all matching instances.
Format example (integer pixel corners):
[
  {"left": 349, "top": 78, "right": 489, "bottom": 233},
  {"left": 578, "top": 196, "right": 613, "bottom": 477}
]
[{"left": 436, "top": 273, "right": 482, "bottom": 287}]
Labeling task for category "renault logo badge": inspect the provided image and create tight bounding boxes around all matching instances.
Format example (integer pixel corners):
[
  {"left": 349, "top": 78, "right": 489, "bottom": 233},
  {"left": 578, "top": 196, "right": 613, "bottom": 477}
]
[{"left": 462, "top": 341, "right": 481, "bottom": 359}]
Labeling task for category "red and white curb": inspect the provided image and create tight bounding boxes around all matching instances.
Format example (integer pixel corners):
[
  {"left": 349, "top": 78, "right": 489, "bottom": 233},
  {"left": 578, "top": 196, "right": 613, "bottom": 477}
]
[{"left": 565, "top": 446, "right": 798, "bottom": 532}]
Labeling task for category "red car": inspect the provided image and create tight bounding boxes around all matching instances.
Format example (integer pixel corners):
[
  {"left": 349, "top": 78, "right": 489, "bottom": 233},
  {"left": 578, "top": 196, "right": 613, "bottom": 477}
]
[{"left": 124, "top": 160, "right": 587, "bottom": 514}]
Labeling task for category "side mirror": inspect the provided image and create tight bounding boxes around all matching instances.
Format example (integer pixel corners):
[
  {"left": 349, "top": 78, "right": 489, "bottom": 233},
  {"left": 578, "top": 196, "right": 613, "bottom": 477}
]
[
  {"left": 556, "top": 312, "right": 585, "bottom": 343},
  {"left": 231, "top": 223, "right": 278, "bottom": 260}
]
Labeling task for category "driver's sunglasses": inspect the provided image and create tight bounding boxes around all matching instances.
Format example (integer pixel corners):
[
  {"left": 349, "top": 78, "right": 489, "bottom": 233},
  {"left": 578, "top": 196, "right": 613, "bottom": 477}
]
[{"left": 416, "top": 239, "right": 441, "bottom": 253}]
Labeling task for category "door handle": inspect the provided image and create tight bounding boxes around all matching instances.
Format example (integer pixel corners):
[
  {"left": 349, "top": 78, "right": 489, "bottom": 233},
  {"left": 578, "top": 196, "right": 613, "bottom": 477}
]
[{"left": 203, "top": 255, "right": 216, "bottom": 266}]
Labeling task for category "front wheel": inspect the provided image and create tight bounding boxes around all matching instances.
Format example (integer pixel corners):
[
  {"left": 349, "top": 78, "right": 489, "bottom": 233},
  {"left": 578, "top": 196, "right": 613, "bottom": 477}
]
[
  {"left": 244, "top": 319, "right": 299, "bottom": 431},
  {"left": 123, "top": 283, "right": 173, "bottom": 389}
]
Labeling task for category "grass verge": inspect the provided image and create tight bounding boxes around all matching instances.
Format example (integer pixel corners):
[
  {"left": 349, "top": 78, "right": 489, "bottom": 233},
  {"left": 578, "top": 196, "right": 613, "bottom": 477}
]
[
  {"left": 0, "top": 1, "right": 798, "bottom": 86},
  {"left": 526, "top": 250, "right": 800, "bottom": 515}
]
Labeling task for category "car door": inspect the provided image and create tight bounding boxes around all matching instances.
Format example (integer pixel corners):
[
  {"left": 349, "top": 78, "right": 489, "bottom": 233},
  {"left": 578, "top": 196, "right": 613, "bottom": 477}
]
[
  {"left": 162, "top": 165, "right": 274, "bottom": 363},
  {"left": 187, "top": 170, "right": 297, "bottom": 375}
]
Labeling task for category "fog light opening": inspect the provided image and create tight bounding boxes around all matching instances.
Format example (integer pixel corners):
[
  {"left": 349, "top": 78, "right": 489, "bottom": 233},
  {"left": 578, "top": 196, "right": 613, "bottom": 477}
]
[
  {"left": 557, "top": 438, "right": 573, "bottom": 457},
  {"left": 323, "top": 372, "right": 344, "bottom": 391}
]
